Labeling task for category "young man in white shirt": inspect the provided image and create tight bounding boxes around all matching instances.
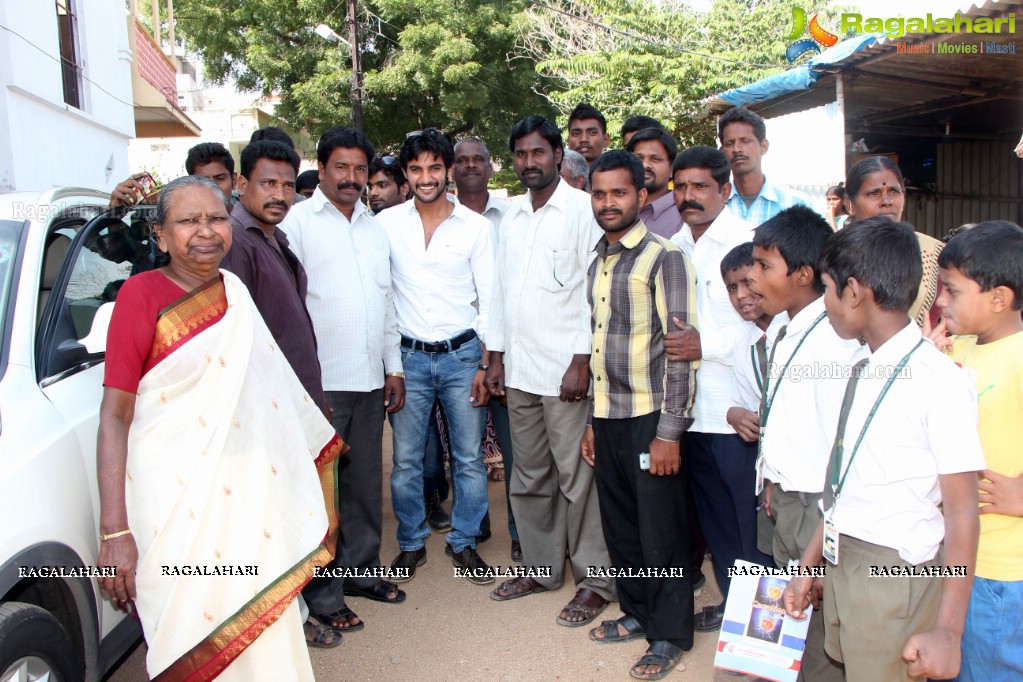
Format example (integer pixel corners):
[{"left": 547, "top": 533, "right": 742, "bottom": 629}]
[
  {"left": 485, "top": 116, "right": 614, "bottom": 625},
  {"left": 376, "top": 128, "right": 496, "bottom": 583},
  {"left": 664, "top": 147, "right": 771, "bottom": 633},
  {"left": 746, "top": 205, "right": 866, "bottom": 682},
  {"left": 282, "top": 126, "right": 407, "bottom": 632}
]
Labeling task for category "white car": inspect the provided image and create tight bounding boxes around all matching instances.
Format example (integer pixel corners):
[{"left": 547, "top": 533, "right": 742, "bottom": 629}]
[{"left": 0, "top": 189, "right": 157, "bottom": 681}]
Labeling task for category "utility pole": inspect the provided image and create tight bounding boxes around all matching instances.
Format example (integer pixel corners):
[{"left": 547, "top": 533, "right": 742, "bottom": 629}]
[{"left": 346, "top": 0, "right": 364, "bottom": 132}]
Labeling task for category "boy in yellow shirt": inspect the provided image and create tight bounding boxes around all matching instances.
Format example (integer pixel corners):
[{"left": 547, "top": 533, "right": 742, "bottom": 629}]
[{"left": 937, "top": 221, "right": 1023, "bottom": 682}]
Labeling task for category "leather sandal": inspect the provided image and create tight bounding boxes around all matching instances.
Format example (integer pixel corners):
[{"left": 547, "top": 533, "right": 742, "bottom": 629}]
[
  {"left": 629, "top": 640, "right": 683, "bottom": 680},
  {"left": 588, "top": 615, "right": 647, "bottom": 644},
  {"left": 489, "top": 576, "right": 547, "bottom": 601},
  {"left": 303, "top": 620, "right": 342, "bottom": 649},
  {"left": 556, "top": 587, "right": 609, "bottom": 627},
  {"left": 313, "top": 606, "right": 364, "bottom": 632},
  {"left": 343, "top": 579, "right": 406, "bottom": 604}
]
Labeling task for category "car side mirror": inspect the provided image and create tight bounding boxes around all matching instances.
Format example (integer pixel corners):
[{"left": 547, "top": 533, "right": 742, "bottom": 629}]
[{"left": 79, "top": 301, "right": 115, "bottom": 355}]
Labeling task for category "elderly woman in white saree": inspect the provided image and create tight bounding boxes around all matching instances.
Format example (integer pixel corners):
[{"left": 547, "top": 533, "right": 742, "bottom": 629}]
[{"left": 97, "top": 176, "right": 344, "bottom": 681}]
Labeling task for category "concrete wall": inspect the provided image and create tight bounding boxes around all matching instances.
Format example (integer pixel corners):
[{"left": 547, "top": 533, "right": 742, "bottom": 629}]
[{"left": 0, "top": 0, "right": 133, "bottom": 192}]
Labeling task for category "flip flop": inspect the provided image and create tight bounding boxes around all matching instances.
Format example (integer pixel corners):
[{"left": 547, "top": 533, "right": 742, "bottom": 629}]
[
  {"left": 588, "top": 615, "right": 647, "bottom": 644},
  {"left": 343, "top": 579, "right": 407, "bottom": 604},
  {"left": 557, "top": 588, "right": 609, "bottom": 627},
  {"left": 313, "top": 606, "right": 364, "bottom": 632},
  {"left": 629, "top": 640, "right": 683, "bottom": 680},
  {"left": 490, "top": 576, "right": 547, "bottom": 601}
]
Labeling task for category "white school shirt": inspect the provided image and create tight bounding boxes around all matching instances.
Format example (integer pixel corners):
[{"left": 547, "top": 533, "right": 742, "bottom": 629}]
[
  {"left": 377, "top": 198, "right": 494, "bottom": 343},
  {"left": 826, "top": 322, "right": 985, "bottom": 564},
  {"left": 670, "top": 205, "right": 755, "bottom": 433},
  {"left": 760, "top": 296, "right": 868, "bottom": 493},
  {"left": 732, "top": 314, "right": 788, "bottom": 412},
  {"left": 487, "top": 179, "right": 600, "bottom": 396},
  {"left": 281, "top": 187, "right": 400, "bottom": 392}
]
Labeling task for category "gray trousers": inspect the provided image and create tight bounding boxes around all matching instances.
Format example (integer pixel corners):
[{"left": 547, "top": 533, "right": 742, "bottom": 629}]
[
  {"left": 506, "top": 388, "right": 615, "bottom": 600},
  {"left": 302, "top": 389, "right": 385, "bottom": 615},
  {"left": 771, "top": 486, "right": 845, "bottom": 682}
]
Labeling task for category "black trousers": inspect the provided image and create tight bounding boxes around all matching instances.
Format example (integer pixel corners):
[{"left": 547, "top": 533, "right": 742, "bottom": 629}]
[
  {"left": 302, "top": 389, "right": 385, "bottom": 614},
  {"left": 593, "top": 413, "right": 694, "bottom": 650}
]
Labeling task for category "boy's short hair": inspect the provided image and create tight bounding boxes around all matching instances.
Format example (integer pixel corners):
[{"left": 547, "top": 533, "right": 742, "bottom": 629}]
[
  {"left": 621, "top": 115, "right": 665, "bottom": 139},
  {"left": 625, "top": 127, "right": 678, "bottom": 162},
  {"left": 185, "top": 142, "right": 234, "bottom": 175},
  {"left": 939, "top": 220, "right": 1023, "bottom": 310},
  {"left": 568, "top": 103, "right": 607, "bottom": 134},
  {"left": 720, "top": 242, "right": 754, "bottom": 280},
  {"left": 240, "top": 140, "right": 301, "bottom": 179},
  {"left": 589, "top": 150, "right": 644, "bottom": 190},
  {"left": 369, "top": 155, "right": 408, "bottom": 187},
  {"left": 250, "top": 126, "right": 294, "bottom": 148},
  {"left": 399, "top": 128, "right": 454, "bottom": 170},
  {"left": 296, "top": 169, "right": 320, "bottom": 194},
  {"left": 753, "top": 205, "right": 833, "bottom": 294},
  {"left": 818, "top": 218, "right": 922, "bottom": 312},
  {"left": 717, "top": 107, "right": 766, "bottom": 144}
]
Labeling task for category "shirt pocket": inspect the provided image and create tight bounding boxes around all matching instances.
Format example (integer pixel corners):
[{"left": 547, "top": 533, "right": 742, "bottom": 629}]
[{"left": 537, "top": 247, "right": 579, "bottom": 293}]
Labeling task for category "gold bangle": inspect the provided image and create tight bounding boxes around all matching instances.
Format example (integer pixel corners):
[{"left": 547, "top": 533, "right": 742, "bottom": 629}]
[
  {"left": 100, "top": 529, "right": 132, "bottom": 542},
  {"left": 386, "top": 371, "right": 405, "bottom": 379}
]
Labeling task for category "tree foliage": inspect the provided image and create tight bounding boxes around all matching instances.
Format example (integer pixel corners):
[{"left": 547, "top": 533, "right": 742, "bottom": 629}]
[
  {"left": 173, "top": 0, "right": 556, "bottom": 156},
  {"left": 517, "top": 0, "right": 841, "bottom": 146}
]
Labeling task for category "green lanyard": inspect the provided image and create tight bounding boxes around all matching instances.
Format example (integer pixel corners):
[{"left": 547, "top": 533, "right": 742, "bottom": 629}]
[
  {"left": 760, "top": 312, "right": 827, "bottom": 430},
  {"left": 750, "top": 340, "right": 765, "bottom": 393},
  {"left": 830, "top": 339, "right": 925, "bottom": 503}
]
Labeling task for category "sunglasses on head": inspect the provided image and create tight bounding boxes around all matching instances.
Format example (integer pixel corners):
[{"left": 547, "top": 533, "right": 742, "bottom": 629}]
[
  {"left": 377, "top": 155, "right": 398, "bottom": 166},
  {"left": 405, "top": 127, "right": 445, "bottom": 140}
]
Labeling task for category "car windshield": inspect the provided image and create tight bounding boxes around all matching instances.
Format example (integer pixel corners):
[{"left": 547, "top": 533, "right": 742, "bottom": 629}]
[{"left": 0, "top": 219, "right": 22, "bottom": 379}]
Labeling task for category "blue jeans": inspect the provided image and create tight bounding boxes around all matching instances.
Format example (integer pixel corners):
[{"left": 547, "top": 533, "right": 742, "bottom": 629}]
[
  {"left": 422, "top": 401, "right": 449, "bottom": 501},
  {"left": 389, "top": 337, "right": 487, "bottom": 552},
  {"left": 952, "top": 577, "right": 1023, "bottom": 681}
]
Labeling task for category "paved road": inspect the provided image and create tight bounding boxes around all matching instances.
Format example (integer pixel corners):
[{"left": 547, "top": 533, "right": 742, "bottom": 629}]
[{"left": 107, "top": 424, "right": 752, "bottom": 681}]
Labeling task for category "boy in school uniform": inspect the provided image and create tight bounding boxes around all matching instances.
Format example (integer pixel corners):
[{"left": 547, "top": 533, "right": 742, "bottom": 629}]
[
  {"left": 935, "top": 221, "right": 1023, "bottom": 682},
  {"left": 746, "top": 205, "right": 864, "bottom": 682},
  {"left": 719, "top": 243, "right": 786, "bottom": 558},
  {"left": 784, "top": 218, "right": 984, "bottom": 682}
]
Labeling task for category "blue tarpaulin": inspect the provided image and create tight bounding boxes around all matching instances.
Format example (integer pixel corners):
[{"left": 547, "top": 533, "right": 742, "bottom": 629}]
[{"left": 718, "top": 34, "right": 880, "bottom": 108}]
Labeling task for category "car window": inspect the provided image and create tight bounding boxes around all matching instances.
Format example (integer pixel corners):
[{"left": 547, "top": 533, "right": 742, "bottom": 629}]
[
  {"left": 0, "top": 219, "right": 23, "bottom": 382},
  {"left": 37, "top": 205, "right": 158, "bottom": 382}
]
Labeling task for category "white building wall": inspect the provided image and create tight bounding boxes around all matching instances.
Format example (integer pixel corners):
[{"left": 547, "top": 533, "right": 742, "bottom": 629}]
[
  {"left": 0, "top": 0, "right": 133, "bottom": 192},
  {"left": 760, "top": 101, "right": 846, "bottom": 212}
]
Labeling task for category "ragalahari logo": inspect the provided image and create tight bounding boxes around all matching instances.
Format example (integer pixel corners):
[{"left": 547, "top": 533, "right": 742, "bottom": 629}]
[{"left": 783, "top": 8, "right": 839, "bottom": 62}]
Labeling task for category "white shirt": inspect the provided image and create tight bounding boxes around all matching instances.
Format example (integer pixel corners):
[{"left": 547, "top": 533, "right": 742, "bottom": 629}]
[
  {"left": 488, "top": 179, "right": 600, "bottom": 396},
  {"left": 377, "top": 198, "right": 494, "bottom": 342},
  {"left": 281, "top": 186, "right": 400, "bottom": 392},
  {"left": 732, "top": 314, "right": 788, "bottom": 412},
  {"left": 670, "top": 205, "right": 755, "bottom": 433},
  {"left": 760, "top": 296, "right": 869, "bottom": 493},
  {"left": 828, "top": 322, "right": 985, "bottom": 564},
  {"left": 481, "top": 192, "right": 510, "bottom": 244}
]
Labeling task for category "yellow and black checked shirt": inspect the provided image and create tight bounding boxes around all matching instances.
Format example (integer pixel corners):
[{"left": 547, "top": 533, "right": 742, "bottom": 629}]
[{"left": 587, "top": 221, "right": 698, "bottom": 441}]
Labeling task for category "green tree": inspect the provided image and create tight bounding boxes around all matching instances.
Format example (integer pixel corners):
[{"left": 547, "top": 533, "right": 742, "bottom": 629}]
[
  {"left": 517, "top": 0, "right": 841, "bottom": 146},
  {"left": 173, "top": 0, "right": 556, "bottom": 156}
]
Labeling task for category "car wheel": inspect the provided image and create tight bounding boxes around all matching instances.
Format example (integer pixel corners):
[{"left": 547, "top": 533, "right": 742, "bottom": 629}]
[{"left": 0, "top": 602, "right": 80, "bottom": 682}]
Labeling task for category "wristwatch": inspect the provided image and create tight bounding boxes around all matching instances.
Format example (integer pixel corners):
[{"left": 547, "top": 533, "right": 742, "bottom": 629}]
[{"left": 478, "top": 364, "right": 489, "bottom": 371}]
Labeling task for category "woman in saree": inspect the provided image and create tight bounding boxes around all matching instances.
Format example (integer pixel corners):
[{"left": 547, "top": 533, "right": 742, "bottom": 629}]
[
  {"left": 843, "top": 155, "right": 943, "bottom": 328},
  {"left": 96, "top": 175, "right": 344, "bottom": 681}
]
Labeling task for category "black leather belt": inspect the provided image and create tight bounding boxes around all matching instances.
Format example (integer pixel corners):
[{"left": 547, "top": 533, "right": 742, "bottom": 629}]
[{"left": 400, "top": 329, "right": 477, "bottom": 353}]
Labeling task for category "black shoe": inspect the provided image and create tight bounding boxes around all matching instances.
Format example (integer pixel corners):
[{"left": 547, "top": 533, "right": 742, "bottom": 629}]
[
  {"left": 694, "top": 603, "right": 724, "bottom": 632},
  {"left": 692, "top": 572, "right": 706, "bottom": 597},
  {"left": 511, "top": 540, "right": 522, "bottom": 563},
  {"left": 425, "top": 491, "right": 451, "bottom": 532},
  {"left": 444, "top": 529, "right": 493, "bottom": 556},
  {"left": 451, "top": 547, "right": 495, "bottom": 585},
  {"left": 389, "top": 547, "right": 426, "bottom": 583}
]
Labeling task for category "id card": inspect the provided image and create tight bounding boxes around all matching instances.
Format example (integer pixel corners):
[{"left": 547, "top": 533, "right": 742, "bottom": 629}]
[
  {"left": 754, "top": 451, "right": 765, "bottom": 495},
  {"left": 823, "top": 516, "right": 839, "bottom": 565}
]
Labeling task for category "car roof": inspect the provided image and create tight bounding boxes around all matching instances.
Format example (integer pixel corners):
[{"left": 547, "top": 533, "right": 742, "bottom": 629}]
[{"left": 0, "top": 188, "right": 110, "bottom": 221}]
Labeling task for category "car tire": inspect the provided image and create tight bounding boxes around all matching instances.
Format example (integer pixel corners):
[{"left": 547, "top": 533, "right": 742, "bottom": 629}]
[{"left": 0, "top": 602, "right": 81, "bottom": 682}]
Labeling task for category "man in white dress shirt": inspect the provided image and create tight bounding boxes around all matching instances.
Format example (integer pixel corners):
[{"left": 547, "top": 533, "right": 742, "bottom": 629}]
[
  {"left": 667, "top": 147, "right": 774, "bottom": 632},
  {"left": 376, "top": 128, "right": 496, "bottom": 584},
  {"left": 485, "top": 116, "right": 614, "bottom": 625},
  {"left": 282, "top": 126, "right": 407, "bottom": 630}
]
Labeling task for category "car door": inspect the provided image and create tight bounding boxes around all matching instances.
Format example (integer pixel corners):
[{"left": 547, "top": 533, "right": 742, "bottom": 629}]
[{"left": 36, "top": 203, "right": 158, "bottom": 638}]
